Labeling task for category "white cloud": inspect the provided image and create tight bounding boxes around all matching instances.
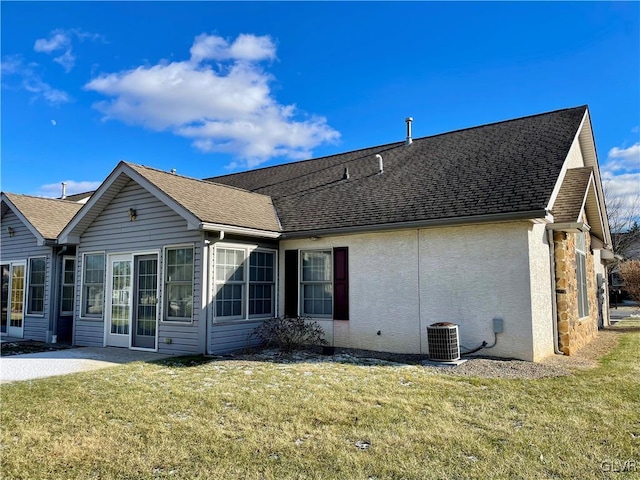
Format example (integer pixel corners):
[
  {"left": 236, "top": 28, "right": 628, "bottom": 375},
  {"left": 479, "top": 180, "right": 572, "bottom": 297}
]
[
  {"left": 34, "top": 29, "right": 75, "bottom": 72},
  {"left": 1, "top": 55, "right": 70, "bottom": 106},
  {"left": 85, "top": 33, "right": 339, "bottom": 167},
  {"left": 604, "top": 142, "right": 640, "bottom": 174},
  {"left": 608, "top": 143, "right": 640, "bottom": 161},
  {"left": 35, "top": 180, "right": 102, "bottom": 198},
  {"left": 190, "top": 33, "right": 277, "bottom": 63},
  {"left": 602, "top": 142, "right": 640, "bottom": 223},
  {"left": 33, "top": 28, "right": 104, "bottom": 72}
]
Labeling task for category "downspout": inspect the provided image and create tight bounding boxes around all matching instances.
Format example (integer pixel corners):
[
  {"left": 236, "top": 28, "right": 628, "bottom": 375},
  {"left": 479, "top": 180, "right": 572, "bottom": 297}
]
[{"left": 547, "top": 229, "right": 564, "bottom": 355}]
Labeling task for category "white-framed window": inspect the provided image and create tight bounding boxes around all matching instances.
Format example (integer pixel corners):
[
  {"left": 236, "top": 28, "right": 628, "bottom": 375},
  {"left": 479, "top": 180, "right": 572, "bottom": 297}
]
[
  {"left": 27, "top": 257, "right": 46, "bottom": 315},
  {"left": 81, "top": 253, "right": 105, "bottom": 318},
  {"left": 576, "top": 233, "right": 589, "bottom": 318},
  {"left": 300, "top": 250, "right": 332, "bottom": 317},
  {"left": 214, "top": 245, "right": 276, "bottom": 321},
  {"left": 60, "top": 256, "right": 75, "bottom": 315},
  {"left": 164, "top": 246, "right": 194, "bottom": 322}
]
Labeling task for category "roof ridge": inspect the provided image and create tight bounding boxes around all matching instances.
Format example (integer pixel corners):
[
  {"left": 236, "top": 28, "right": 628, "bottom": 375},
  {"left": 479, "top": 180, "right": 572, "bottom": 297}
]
[
  {"left": 3, "top": 192, "right": 84, "bottom": 203},
  {"left": 411, "top": 105, "right": 588, "bottom": 142},
  {"left": 124, "top": 161, "right": 274, "bottom": 200},
  {"left": 208, "top": 105, "right": 588, "bottom": 181}
]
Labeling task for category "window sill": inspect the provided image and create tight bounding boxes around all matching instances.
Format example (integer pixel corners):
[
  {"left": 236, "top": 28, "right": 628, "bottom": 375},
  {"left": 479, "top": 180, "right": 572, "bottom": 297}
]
[{"left": 213, "top": 317, "right": 270, "bottom": 326}]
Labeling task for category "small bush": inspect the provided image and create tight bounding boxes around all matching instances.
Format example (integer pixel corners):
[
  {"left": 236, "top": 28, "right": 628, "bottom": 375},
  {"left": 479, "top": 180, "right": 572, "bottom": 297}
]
[{"left": 252, "top": 316, "right": 328, "bottom": 353}]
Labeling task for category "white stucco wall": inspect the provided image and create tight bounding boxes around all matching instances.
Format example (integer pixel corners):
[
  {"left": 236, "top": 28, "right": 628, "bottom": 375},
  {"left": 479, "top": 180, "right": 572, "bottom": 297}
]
[
  {"left": 592, "top": 248, "right": 610, "bottom": 327},
  {"left": 418, "top": 222, "right": 537, "bottom": 360},
  {"left": 280, "top": 221, "right": 543, "bottom": 360},
  {"left": 280, "top": 230, "right": 421, "bottom": 354},
  {"left": 527, "top": 224, "right": 555, "bottom": 360}
]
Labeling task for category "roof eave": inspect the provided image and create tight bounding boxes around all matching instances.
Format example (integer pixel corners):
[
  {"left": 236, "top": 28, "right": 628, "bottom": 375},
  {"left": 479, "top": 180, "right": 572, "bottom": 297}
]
[{"left": 281, "top": 209, "right": 549, "bottom": 239}]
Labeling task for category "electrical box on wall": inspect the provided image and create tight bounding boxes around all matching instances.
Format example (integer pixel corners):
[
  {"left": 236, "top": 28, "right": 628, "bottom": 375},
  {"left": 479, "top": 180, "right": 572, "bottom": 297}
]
[{"left": 493, "top": 318, "right": 504, "bottom": 334}]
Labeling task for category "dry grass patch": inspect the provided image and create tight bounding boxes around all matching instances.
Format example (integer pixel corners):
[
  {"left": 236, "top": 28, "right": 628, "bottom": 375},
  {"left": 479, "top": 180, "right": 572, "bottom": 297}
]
[{"left": 2, "top": 322, "right": 639, "bottom": 479}]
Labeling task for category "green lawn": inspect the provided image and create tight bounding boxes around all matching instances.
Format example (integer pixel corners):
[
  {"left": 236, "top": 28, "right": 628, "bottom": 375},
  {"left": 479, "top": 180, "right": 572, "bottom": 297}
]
[{"left": 1, "top": 321, "right": 639, "bottom": 480}]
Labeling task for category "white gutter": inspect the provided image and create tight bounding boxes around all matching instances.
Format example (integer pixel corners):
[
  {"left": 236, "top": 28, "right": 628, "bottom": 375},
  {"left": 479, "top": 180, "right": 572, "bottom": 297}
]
[
  {"left": 546, "top": 222, "right": 590, "bottom": 233},
  {"left": 282, "top": 209, "right": 549, "bottom": 239},
  {"left": 199, "top": 222, "right": 281, "bottom": 239}
]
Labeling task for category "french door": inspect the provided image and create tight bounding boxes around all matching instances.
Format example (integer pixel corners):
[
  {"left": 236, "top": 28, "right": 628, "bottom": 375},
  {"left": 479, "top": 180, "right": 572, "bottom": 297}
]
[
  {"left": 105, "top": 254, "right": 158, "bottom": 350},
  {"left": 1, "top": 263, "right": 25, "bottom": 338}
]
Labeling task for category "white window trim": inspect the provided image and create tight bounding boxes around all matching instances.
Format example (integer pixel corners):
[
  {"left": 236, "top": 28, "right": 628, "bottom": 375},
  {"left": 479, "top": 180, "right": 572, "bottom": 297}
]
[
  {"left": 162, "top": 244, "right": 195, "bottom": 324},
  {"left": 60, "top": 256, "right": 76, "bottom": 316},
  {"left": 299, "top": 249, "right": 333, "bottom": 318},
  {"left": 79, "top": 251, "right": 106, "bottom": 320},
  {"left": 576, "top": 233, "right": 589, "bottom": 319},
  {"left": 213, "top": 243, "right": 277, "bottom": 324},
  {"left": 26, "top": 256, "right": 47, "bottom": 317}
]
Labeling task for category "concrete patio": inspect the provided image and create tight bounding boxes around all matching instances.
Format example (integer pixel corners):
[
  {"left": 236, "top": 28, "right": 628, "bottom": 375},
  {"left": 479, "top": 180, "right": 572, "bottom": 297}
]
[{"left": 0, "top": 347, "right": 173, "bottom": 383}]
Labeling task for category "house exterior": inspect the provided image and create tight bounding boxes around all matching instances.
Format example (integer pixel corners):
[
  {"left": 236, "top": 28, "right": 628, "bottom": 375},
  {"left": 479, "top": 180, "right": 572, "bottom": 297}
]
[
  {"left": 1, "top": 193, "right": 88, "bottom": 342},
  {"left": 3, "top": 105, "right": 613, "bottom": 361}
]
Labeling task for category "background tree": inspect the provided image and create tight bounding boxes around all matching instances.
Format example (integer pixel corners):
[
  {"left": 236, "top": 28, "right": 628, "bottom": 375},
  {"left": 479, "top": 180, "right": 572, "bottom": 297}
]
[
  {"left": 604, "top": 186, "right": 640, "bottom": 263},
  {"left": 618, "top": 260, "right": 640, "bottom": 304}
]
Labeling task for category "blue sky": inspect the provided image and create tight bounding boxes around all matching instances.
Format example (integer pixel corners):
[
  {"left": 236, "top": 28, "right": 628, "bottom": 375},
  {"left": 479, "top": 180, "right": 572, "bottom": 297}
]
[{"left": 1, "top": 2, "right": 638, "bottom": 210}]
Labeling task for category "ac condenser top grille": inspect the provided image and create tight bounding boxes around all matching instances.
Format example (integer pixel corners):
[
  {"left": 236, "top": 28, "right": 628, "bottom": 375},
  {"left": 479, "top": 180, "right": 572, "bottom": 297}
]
[{"left": 426, "top": 323, "right": 460, "bottom": 362}]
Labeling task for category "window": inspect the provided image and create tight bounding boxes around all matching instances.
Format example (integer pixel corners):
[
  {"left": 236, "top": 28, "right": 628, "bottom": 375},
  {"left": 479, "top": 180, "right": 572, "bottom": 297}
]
[
  {"left": 27, "top": 257, "right": 46, "bottom": 315},
  {"left": 301, "top": 250, "right": 333, "bottom": 316},
  {"left": 164, "top": 247, "right": 194, "bottom": 321},
  {"left": 82, "top": 253, "right": 105, "bottom": 317},
  {"left": 60, "top": 257, "right": 75, "bottom": 315},
  {"left": 215, "top": 248, "right": 245, "bottom": 318},
  {"left": 575, "top": 233, "right": 589, "bottom": 318},
  {"left": 285, "top": 248, "right": 349, "bottom": 319},
  {"left": 214, "top": 246, "right": 275, "bottom": 320},
  {"left": 249, "top": 250, "right": 275, "bottom": 317}
]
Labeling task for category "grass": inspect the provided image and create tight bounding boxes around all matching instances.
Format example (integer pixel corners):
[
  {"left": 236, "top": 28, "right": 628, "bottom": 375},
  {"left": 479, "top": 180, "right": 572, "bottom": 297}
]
[{"left": 1, "top": 321, "right": 639, "bottom": 480}]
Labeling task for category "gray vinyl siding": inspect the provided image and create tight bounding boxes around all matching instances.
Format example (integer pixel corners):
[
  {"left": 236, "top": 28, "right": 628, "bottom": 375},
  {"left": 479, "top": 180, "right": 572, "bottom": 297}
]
[
  {"left": 0, "top": 209, "right": 52, "bottom": 341},
  {"left": 74, "top": 180, "right": 202, "bottom": 354},
  {"left": 207, "top": 238, "right": 278, "bottom": 354},
  {"left": 210, "top": 320, "right": 264, "bottom": 354}
]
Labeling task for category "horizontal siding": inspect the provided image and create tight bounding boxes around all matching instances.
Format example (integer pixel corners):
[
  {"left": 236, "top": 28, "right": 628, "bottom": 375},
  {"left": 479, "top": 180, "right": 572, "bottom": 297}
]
[
  {"left": 210, "top": 320, "right": 265, "bottom": 354},
  {"left": 23, "top": 316, "right": 47, "bottom": 341},
  {"left": 158, "top": 323, "right": 200, "bottom": 355},
  {"left": 75, "top": 180, "right": 203, "bottom": 353},
  {"left": 1, "top": 209, "right": 54, "bottom": 340},
  {"left": 74, "top": 320, "right": 104, "bottom": 347}
]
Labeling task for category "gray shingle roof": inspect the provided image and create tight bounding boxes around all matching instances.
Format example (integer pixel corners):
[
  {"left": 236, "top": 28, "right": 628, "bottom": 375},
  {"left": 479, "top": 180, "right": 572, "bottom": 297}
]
[
  {"left": 3, "top": 193, "right": 84, "bottom": 240},
  {"left": 551, "top": 167, "right": 593, "bottom": 223},
  {"left": 208, "top": 106, "right": 587, "bottom": 234},
  {"left": 127, "top": 163, "right": 281, "bottom": 232}
]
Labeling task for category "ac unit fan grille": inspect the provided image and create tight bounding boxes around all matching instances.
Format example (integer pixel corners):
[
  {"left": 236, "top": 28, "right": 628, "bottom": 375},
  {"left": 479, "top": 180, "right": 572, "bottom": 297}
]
[{"left": 427, "top": 324, "right": 460, "bottom": 361}]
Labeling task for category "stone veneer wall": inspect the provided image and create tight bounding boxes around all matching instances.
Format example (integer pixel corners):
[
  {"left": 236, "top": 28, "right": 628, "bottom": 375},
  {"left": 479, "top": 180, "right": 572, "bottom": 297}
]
[{"left": 553, "top": 231, "right": 599, "bottom": 355}]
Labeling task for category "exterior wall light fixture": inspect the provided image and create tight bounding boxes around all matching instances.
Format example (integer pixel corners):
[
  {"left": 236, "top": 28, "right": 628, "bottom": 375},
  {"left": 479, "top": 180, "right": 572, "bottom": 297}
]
[{"left": 128, "top": 208, "right": 137, "bottom": 221}]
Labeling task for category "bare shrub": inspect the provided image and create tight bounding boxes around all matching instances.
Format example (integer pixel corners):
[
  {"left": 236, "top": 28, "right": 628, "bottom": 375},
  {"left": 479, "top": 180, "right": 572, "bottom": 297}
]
[
  {"left": 252, "top": 316, "right": 328, "bottom": 353},
  {"left": 618, "top": 260, "right": 640, "bottom": 303}
]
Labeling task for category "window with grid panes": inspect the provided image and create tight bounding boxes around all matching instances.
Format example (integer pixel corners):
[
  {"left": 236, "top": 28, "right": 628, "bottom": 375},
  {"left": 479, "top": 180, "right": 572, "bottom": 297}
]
[
  {"left": 300, "top": 250, "right": 332, "bottom": 316},
  {"left": 164, "top": 247, "right": 194, "bottom": 321}
]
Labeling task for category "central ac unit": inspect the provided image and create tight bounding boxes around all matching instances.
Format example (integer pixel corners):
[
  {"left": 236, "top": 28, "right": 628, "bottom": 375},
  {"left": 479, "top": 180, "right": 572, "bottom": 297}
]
[{"left": 426, "top": 323, "right": 460, "bottom": 362}]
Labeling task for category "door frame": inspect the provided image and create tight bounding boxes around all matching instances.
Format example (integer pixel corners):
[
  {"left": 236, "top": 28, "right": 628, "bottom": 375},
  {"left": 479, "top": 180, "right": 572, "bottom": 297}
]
[
  {"left": 1, "top": 261, "right": 26, "bottom": 338},
  {"left": 103, "top": 251, "right": 160, "bottom": 351}
]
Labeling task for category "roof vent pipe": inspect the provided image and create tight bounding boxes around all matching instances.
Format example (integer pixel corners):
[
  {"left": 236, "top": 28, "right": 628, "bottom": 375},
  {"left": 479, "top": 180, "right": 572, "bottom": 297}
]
[
  {"left": 343, "top": 167, "right": 350, "bottom": 180},
  {"left": 61, "top": 182, "right": 67, "bottom": 199},
  {"left": 405, "top": 117, "right": 413, "bottom": 146},
  {"left": 376, "top": 154, "right": 384, "bottom": 174}
]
